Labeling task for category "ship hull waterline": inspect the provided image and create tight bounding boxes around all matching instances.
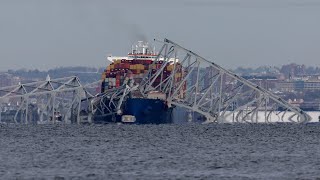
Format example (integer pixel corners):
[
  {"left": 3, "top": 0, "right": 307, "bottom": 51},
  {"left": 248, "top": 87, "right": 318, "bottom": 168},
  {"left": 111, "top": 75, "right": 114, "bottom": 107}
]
[{"left": 93, "top": 98, "right": 174, "bottom": 124}]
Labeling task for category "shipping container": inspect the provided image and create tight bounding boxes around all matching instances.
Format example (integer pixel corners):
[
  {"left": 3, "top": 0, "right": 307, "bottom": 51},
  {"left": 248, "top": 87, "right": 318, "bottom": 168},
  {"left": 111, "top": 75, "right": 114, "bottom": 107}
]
[
  {"left": 116, "top": 78, "right": 120, "bottom": 87},
  {"left": 124, "top": 63, "right": 130, "bottom": 69}
]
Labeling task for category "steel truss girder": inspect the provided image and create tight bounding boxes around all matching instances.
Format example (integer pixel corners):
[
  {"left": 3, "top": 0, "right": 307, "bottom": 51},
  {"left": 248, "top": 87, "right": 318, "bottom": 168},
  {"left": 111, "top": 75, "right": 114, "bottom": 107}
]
[
  {"left": 91, "top": 84, "right": 138, "bottom": 119},
  {"left": 140, "top": 39, "right": 311, "bottom": 123},
  {"left": 0, "top": 76, "right": 94, "bottom": 124}
]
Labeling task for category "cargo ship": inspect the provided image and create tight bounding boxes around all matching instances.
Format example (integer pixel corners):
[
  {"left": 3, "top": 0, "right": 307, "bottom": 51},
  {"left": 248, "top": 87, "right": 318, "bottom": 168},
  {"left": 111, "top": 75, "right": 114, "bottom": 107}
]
[{"left": 94, "top": 41, "right": 183, "bottom": 124}]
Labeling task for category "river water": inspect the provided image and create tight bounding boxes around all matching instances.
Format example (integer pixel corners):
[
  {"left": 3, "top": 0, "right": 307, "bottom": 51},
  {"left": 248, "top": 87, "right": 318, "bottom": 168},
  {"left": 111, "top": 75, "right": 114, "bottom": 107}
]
[{"left": 1, "top": 123, "right": 320, "bottom": 179}]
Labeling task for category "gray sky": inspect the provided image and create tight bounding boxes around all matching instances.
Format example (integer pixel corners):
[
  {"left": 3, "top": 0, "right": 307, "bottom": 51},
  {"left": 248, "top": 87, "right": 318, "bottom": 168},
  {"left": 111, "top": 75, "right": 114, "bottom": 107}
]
[{"left": 0, "top": 0, "right": 320, "bottom": 71}]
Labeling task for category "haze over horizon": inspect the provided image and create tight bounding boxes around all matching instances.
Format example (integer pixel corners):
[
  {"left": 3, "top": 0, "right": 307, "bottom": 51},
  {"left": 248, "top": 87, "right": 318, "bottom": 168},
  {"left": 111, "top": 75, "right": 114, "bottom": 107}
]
[{"left": 0, "top": 0, "right": 319, "bottom": 71}]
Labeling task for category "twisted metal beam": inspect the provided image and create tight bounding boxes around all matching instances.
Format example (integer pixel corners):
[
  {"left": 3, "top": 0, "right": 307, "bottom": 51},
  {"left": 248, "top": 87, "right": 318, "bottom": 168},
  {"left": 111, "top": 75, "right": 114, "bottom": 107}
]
[{"left": 140, "top": 39, "right": 311, "bottom": 123}]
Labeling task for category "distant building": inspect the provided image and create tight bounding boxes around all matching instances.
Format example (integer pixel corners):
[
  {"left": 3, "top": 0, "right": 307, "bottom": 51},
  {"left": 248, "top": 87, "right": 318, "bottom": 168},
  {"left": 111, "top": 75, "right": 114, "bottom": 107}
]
[
  {"left": 277, "top": 81, "right": 295, "bottom": 91},
  {"left": 249, "top": 79, "right": 278, "bottom": 90},
  {"left": 280, "top": 63, "right": 306, "bottom": 79},
  {"left": 300, "top": 101, "right": 320, "bottom": 111},
  {"left": 243, "top": 76, "right": 279, "bottom": 90},
  {"left": 0, "top": 73, "right": 20, "bottom": 88},
  {"left": 277, "top": 80, "right": 320, "bottom": 91}
]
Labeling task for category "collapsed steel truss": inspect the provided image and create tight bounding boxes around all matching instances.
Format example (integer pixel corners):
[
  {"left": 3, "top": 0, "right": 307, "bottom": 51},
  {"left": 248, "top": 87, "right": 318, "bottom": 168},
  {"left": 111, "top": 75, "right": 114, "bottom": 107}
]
[
  {"left": 140, "top": 39, "right": 311, "bottom": 123},
  {"left": 90, "top": 84, "right": 138, "bottom": 121},
  {"left": 0, "top": 39, "right": 311, "bottom": 124},
  {"left": 0, "top": 76, "right": 93, "bottom": 124}
]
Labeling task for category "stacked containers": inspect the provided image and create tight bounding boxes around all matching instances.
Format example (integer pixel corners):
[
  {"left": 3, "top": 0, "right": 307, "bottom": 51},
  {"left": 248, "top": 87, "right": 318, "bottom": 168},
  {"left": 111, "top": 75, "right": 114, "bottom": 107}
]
[{"left": 101, "top": 57, "right": 186, "bottom": 93}]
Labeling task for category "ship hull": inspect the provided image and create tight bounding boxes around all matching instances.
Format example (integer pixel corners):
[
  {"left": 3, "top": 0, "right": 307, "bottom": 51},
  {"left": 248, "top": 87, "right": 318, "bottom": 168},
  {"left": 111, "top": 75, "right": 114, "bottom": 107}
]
[{"left": 93, "top": 98, "right": 173, "bottom": 124}]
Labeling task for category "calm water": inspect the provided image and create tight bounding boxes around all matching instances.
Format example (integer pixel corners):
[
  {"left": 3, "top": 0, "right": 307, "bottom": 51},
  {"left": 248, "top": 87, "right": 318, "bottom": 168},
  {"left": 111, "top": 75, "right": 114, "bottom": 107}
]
[{"left": 1, "top": 123, "right": 320, "bottom": 179}]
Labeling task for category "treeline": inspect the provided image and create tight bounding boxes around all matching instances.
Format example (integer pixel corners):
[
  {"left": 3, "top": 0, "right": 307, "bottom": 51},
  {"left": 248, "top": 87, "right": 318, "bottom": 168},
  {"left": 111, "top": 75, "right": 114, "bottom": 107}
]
[
  {"left": 7, "top": 66, "right": 104, "bottom": 83},
  {"left": 233, "top": 64, "right": 320, "bottom": 76}
]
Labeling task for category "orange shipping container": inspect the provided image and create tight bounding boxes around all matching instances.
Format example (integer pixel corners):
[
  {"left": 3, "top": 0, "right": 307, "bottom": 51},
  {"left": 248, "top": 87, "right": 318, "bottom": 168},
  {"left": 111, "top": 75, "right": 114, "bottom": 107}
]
[
  {"left": 116, "top": 82, "right": 120, "bottom": 87},
  {"left": 141, "top": 64, "right": 145, "bottom": 70},
  {"left": 124, "top": 64, "right": 130, "bottom": 69},
  {"left": 150, "top": 64, "right": 156, "bottom": 69},
  {"left": 176, "top": 73, "right": 182, "bottom": 78}
]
